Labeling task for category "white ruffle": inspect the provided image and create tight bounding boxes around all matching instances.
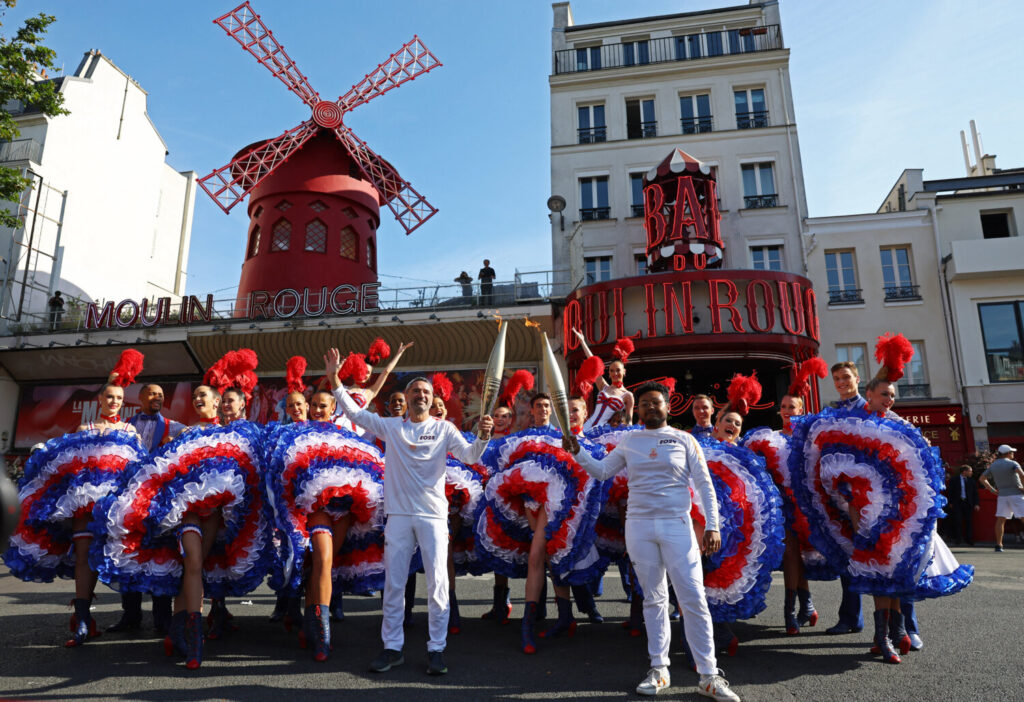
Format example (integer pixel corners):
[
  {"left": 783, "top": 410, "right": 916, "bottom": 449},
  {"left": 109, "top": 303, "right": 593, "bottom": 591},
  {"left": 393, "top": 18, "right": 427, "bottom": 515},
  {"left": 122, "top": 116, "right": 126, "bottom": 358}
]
[
  {"left": 19, "top": 441, "right": 141, "bottom": 503},
  {"left": 158, "top": 471, "right": 245, "bottom": 533},
  {"left": 8, "top": 533, "right": 67, "bottom": 569},
  {"left": 445, "top": 463, "right": 484, "bottom": 521},
  {"left": 293, "top": 467, "right": 384, "bottom": 529},
  {"left": 52, "top": 482, "right": 120, "bottom": 521}
]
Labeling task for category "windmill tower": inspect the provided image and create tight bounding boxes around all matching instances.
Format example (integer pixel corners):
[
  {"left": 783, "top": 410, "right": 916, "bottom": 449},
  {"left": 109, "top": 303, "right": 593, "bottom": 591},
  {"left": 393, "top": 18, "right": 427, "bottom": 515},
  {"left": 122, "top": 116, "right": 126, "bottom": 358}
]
[{"left": 198, "top": 2, "right": 441, "bottom": 314}]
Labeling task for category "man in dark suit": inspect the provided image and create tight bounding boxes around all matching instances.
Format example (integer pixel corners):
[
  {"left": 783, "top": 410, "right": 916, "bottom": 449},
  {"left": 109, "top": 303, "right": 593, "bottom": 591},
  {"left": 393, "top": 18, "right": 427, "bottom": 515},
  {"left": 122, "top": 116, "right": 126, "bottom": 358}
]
[{"left": 946, "top": 465, "right": 980, "bottom": 545}]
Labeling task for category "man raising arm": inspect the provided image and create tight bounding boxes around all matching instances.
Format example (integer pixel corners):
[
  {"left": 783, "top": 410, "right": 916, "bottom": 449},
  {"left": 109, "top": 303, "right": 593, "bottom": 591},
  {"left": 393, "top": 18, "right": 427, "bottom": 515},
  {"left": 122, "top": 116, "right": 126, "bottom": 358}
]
[{"left": 325, "top": 347, "right": 493, "bottom": 676}]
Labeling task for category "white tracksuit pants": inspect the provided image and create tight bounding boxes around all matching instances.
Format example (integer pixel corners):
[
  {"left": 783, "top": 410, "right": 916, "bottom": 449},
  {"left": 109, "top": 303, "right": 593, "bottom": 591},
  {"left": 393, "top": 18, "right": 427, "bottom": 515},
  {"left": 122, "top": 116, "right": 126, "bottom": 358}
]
[
  {"left": 381, "top": 514, "right": 449, "bottom": 653},
  {"left": 625, "top": 515, "right": 718, "bottom": 674}
]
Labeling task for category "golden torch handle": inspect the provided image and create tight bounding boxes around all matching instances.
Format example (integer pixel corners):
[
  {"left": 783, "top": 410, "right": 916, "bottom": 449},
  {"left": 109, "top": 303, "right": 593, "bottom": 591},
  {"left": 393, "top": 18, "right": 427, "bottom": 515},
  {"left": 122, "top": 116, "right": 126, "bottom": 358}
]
[
  {"left": 478, "top": 321, "right": 508, "bottom": 439},
  {"left": 540, "top": 333, "right": 571, "bottom": 437}
]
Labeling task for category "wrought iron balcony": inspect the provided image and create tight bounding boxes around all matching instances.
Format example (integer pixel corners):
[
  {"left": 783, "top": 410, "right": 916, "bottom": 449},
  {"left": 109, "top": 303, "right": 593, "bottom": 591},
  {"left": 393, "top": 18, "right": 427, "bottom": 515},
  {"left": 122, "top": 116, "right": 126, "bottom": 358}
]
[
  {"left": 630, "top": 204, "right": 645, "bottom": 218},
  {"left": 577, "top": 126, "right": 607, "bottom": 144},
  {"left": 554, "top": 25, "right": 783, "bottom": 75},
  {"left": 884, "top": 284, "right": 921, "bottom": 301},
  {"left": 627, "top": 121, "right": 658, "bottom": 139},
  {"left": 828, "top": 288, "right": 864, "bottom": 305},
  {"left": 897, "top": 383, "right": 931, "bottom": 399},
  {"left": 580, "top": 207, "right": 611, "bottom": 221},
  {"left": 743, "top": 194, "right": 778, "bottom": 209},
  {"left": 681, "top": 116, "right": 714, "bottom": 134},
  {"left": 736, "top": 110, "right": 770, "bottom": 129}
]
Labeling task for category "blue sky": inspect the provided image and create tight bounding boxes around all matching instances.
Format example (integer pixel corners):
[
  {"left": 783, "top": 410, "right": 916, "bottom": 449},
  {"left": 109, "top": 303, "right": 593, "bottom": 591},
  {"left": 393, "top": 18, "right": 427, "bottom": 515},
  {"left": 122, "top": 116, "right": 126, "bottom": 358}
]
[{"left": 7, "top": 1, "right": 1024, "bottom": 299}]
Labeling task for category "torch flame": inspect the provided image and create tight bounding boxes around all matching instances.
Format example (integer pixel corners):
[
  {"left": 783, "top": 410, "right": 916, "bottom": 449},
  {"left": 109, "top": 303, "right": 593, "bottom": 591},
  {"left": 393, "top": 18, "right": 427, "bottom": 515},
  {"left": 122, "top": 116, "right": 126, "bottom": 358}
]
[
  {"left": 524, "top": 317, "right": 541, "bottom": 330},
  {"left": 493, "top": 312, "right": 503, "bottom": 328}
]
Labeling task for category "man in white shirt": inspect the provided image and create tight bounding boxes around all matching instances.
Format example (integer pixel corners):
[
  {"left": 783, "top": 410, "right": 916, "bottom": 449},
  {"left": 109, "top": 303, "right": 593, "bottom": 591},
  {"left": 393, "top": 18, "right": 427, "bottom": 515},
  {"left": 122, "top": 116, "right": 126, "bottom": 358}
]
[
  {"left": 564, "top": 381, "right": 740, "bottom": 701},
  {"left": 325, "top": 348, "right": 493, "bottom": 676}
]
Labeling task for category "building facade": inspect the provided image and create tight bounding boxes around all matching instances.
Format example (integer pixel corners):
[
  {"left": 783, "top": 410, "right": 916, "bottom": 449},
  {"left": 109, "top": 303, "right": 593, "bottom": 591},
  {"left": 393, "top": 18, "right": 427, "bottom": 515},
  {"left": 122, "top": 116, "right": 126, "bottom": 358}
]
[
  {"left": 549, "top": 0, "right": 808, "bottom": 295},
  {"left": 0, "top": 50, "right": 196, "bottom": 331}
]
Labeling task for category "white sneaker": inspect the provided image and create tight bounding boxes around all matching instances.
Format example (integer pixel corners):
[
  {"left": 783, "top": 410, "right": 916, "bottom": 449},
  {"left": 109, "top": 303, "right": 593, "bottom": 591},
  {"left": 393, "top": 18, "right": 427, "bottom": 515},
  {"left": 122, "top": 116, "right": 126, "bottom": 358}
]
[
  {"left": 698, "top": 669, "right": 741, "bottom": 702},
  {"left": 636, "top": 666, "right": 670, "bottom": 696}
]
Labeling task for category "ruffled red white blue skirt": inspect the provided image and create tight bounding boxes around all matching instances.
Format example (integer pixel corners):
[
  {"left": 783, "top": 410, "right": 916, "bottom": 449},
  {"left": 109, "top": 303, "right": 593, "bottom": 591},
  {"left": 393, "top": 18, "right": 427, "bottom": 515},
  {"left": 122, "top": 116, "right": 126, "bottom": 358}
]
[
  {"left": 473, "top": 427, "right": 609, "bottom": 583},
  {"left": 3, "top": 430, "right": 145, "bottom": 583},
  {"left": 740, "top": 427, "right": 836, "bottom": 580},
  {"left": 584, "top": 424, "right": 641, "bottom": 562},
  {"left": 447, "top": 431, "right": 490, "bottom": 576},
  {"left": 264, "top": 421, "right": 386, "bottom": 595},
  {"left": 787, "top": 408, "right": 970, "bottom": 597},
  {"left": 91, "top": 421, "right": 274, "bottom": 598},
  {"left": 692, "top": 437, "right": 785, "bottom": 622}
]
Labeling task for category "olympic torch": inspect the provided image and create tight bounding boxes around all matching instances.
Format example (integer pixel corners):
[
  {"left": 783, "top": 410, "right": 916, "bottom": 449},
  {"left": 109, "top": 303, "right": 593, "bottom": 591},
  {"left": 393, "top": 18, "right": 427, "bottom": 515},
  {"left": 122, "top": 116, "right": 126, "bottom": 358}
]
[
  {"left": 478, "top": 321, "right": 508, "bottom": 438},
  {"left": 539, "top": 332, "right": 572, "bottom": 439}
]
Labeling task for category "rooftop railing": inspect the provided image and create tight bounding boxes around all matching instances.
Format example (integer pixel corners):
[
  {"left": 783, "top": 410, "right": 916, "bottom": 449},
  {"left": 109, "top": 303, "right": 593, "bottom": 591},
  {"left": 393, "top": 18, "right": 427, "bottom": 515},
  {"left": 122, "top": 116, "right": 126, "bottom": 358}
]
[{"left": 554, "top": 25, "right": 782, "bottom": 75}]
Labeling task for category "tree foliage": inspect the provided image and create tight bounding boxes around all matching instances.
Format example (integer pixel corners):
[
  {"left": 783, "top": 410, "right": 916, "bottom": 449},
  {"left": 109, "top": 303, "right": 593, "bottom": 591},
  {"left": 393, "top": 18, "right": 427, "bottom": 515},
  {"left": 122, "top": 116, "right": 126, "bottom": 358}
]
[{"left": 0, "top": 2, "right": 68, "bottom": 229}]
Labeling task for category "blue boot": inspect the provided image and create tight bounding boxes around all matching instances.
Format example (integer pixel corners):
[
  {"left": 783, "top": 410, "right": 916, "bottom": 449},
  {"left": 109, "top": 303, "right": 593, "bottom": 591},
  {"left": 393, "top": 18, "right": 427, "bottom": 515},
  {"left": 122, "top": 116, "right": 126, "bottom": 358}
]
[
  {"left": 521, "top": 601, "right": 538, "bottom": 654},
  {"left": 539, "top": 596, "right": 576, "bottom": 639},
  {"left": 308, "top": 604, "right": 330, "bottom": 662},
  {"left": 448, "top": 588, "right": 462, "bottom": 635},
  {"left": 571, "top": 584, "right": 603, "bottom": 624},
  {"left": 65, "top": 598, "right": 99, "bottom": 648},
  {"left": 185, "top": 612, "right": 204, "bottom": 669},
  {"left": 784, "top": 588, "right": 799, "bottom": 635},
  {"left": 207, "top": 599, "right": 235, "bottom": 640},
  {"left": 872, "top": 609, "right": 900, "bottom": 664},
  {"left": 330, "top": 589, "right": 345, "bottom": 622},
  {"left": 797, "top": 588, "right": 818, "bottom": 627},
  {"left": 164, "top": 611, "right": 187, "bottom": 657},
  {"left": 481, "top": 585, "right": 511, "bottom": 623}
]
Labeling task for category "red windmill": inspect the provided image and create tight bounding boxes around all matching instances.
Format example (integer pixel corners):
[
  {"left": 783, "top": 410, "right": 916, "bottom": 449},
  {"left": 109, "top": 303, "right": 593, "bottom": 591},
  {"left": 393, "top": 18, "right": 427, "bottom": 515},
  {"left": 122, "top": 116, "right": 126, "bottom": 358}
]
[{"left": 198, "top": 2, "right": 442, "bottom": 315}]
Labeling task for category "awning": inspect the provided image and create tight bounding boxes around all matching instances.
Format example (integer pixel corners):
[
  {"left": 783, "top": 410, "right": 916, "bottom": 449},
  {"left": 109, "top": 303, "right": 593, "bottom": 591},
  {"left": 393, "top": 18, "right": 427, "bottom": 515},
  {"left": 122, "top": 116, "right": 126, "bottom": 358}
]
[{"left": 0, "top": 340, "right": 204, "bottom": 383}]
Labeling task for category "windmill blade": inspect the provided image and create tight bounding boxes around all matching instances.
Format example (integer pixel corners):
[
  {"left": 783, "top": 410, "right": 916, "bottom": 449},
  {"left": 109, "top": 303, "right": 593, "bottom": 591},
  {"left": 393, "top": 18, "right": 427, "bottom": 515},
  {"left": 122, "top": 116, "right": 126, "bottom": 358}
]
[
  {"left": 198, "top": 121, "right": 320, "bottom": 213},
  {"left": 336, "top": 36, "right": 442, "bottom": 113},
  {"left": 214, "top": 2, "right": 321, "bottom": 109},
  {"left": 333, "top": 126, "right": 438, "bottom": 235}
]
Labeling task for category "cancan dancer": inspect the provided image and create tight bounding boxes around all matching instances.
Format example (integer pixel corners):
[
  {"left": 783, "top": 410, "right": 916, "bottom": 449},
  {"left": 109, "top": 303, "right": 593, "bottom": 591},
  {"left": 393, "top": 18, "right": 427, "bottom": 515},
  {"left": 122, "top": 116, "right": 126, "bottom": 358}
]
[
  {"left": 325, "top": 347, "right": 493, "bottom": 676},
  {"left": 564, "top": 381, "right": 739, "bottom": 700},
  {"left": 571, "top": 330, "right": 635, "bottom": 430}
]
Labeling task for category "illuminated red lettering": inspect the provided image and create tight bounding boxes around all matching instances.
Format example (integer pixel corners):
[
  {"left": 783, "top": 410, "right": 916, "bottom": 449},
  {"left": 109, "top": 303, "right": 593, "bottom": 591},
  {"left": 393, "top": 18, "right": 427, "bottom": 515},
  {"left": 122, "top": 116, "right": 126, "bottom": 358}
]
[
  {"left": 745, "top": 280, "right": 775, "bottom": 333},
  {"left": 643, "top": 283, "right": 657, "bottom": 337},
  {"left": 804, "top": 287, "right": 819, "bottom": 341},
  {"left": 669, "top": 176, "right": 707, "bottom": 242},
  {"left": 563, "top": 298, "right": 582, "bottom": 352},
  {"left": 673, "top": 255, "right": 686, "bottom": 271},
  {"left": 777, "top": 281, "right": 805, "bottom": 335},
  {"left": 663, "top": 282, "right": 693, "bottom": 335},
  {"left": 583, "top": 291, "right": 611, "bottom": 345},
  {"left": 643, "top": 184, "right": 667, "bottom": 250},
  {"left": 612, "top": 287, "right": 626, "bottom": 340},
  {"left": 703, "top": 179, "right": 722, "bottom": 247},
  {"left": 708, "top": 279, "right": 745, "bottom": 333}
]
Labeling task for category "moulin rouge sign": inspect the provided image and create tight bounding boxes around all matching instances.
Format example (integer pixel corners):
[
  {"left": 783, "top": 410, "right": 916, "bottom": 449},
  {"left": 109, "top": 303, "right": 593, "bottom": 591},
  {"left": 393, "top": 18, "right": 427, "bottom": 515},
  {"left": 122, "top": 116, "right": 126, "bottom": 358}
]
[{"left": 84, "top": 284, "right": 381, "bottom": 330}]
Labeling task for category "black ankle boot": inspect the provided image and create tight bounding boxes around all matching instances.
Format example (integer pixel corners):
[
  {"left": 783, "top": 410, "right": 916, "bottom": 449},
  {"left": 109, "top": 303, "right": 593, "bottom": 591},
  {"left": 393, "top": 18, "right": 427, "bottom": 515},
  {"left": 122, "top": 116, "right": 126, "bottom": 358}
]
[
  {"left": 521, "top": 601, "right": 538, "bottom": 654},
  {"left": 152, "top": 595, "right": 172, "bottom": 634},
  {"left": 448, "top": 588, "right": 462, "bottom": 634},
  {"left": 784, "top": 588, "right": 799, "bottom": 635},
  {"left": 481, "top": 585, "right": 512, "bottom": 623},
  {"left": 330, "top": 589, "right": 345, "bottom": 622},
  {"left": 107, "top": 592, "right": 143, "bottom": 633},
  {"left": 164, "top": 611, "right": 187, "bottom": 657},
  {"left": 571, "top": 584, "right": 603, "bottom": 623},
  {"left": 65, "top": 597, "right": 98, "bottom": 647}
]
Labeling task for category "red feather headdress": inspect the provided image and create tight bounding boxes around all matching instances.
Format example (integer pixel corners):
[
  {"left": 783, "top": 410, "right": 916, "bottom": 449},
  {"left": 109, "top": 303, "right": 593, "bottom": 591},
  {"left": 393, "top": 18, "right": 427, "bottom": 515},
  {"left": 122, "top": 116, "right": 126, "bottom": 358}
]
[
  {"left": 286, "top": 356, "right": 307, "bottom": 395},
  {"left": 612, "top": 337, "right": 635, "bottom": 363},
  {"left": 874, "top": 332, "right": 914, "bottom": 382},
  {"left": 661, "top": 376, "right": 677, "bottom": 395},
  {"left": 431, "top": 372, "right": 453, "bottom": 402},
  {"left": 500, "top": 369, "right": 535, "bottom": 408},
  {"left": 108, "top": 349, "right": 144, "bottom": 387},
  {"left": 204, "top": 348, "right": 259, "bottom": 400},
  {"left": 725, "top": 372, "right": 761, "bottom": 417},
  {"left": 788, "top": 357, "right": 828, "bottom": 398},
  {"left": 573, "top": 356, "right": 605, "bottom": 398},
  {"left": 367, "top": 338, "right": 391, "bottom": 366},
  {"left": 338, "top": 352, "right": 370, "bottom": 385}
]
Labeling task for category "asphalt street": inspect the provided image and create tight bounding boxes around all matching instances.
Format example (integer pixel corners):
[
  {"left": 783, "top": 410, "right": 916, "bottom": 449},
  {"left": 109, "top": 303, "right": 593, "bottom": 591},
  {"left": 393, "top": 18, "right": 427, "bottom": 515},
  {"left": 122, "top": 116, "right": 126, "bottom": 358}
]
[{"left": 0, "top": 544, "right": 1020, "bottom": 701}]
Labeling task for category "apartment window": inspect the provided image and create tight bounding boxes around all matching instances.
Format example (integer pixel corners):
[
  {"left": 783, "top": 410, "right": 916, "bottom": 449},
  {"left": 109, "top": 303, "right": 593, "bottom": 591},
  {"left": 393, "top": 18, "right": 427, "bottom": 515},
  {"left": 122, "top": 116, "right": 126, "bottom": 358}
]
[
  {"left": 247, "top": 225, "right": 261, "bottom": 259},
  {"left": 305, "top": 219, "right": 327, "bottom": 253},
  {"left": 897, "top": 341, "right": 930, "bottom": 397},
  {"left": 741, "top": 163, "right": 777, "bottom": 208},
  {"left": 880, "top": 246, "right": 919, "bottom": 300},
  {"left": 979, "top": 302, "right": 1024, "bottom": 382},
  {"left": 579, "top": 176, "right": 610, "bottom": 220},
  {"left": 584, "top": 255, "right": 612, "bottom": 285},
  {"left": 727, "top": 29, "right": 756, "bottom": 53},
  {"left": 635, "top": 254, "right": 648, "bottom": 276},
  {"left": 339, "top": 225, "right": 357, "bottom": 260},
  {"left": 626, "top": 98, "right": 657, "bottom": 139},
  {"left": 825, "top": 250, "right": 862, "bottom": 304},
  {"left": 751, "top": 245, "right": 783, "bottom": 271},
  {"left": 577, "top": 104, "right": 606, "bottom": 144},
  {"left": 575, "top": 46, "right": 601, "bottom": 71},
  {"left": 836, "top": 344, "right": 869, "bottom": 386},
  {"left": 680, "top": 93, "right": 712, "bottom": 134},
  {"left": 981, "top": 211, "right": 1012, "bottom": 239},
  {"left": 623, "top": 40, "right": 650, "bottom": 66},
  {"left": 630, "top": 173, "right": 645, "bottom": 217},
  {"left": 270, "top": 219, "right": 291, "bottom": 252},
  {"left": 735, "top": 88, "right": 768, "bottom": 128}
]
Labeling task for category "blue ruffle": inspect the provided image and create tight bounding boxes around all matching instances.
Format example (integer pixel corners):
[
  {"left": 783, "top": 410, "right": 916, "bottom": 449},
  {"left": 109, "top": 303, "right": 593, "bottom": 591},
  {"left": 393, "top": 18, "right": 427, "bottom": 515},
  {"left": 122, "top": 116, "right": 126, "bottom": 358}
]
[
  {"left": 788, "top": 407, "right": 947, "bottom": 597},
  {"left": 2, "top": 429, "right": 144, "bottom": 584},
  {"left": 915, "top": 563, "right": 974, "bottom": 600},
  {"left": 696, "top": 437, "right": 785, "bottom": 622}
]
